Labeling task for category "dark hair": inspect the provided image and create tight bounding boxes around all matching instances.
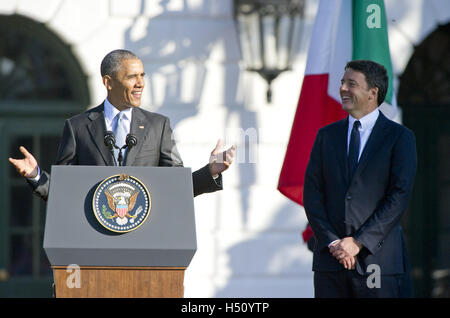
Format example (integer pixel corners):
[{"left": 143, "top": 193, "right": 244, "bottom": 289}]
[
  {"left": 100, "top": 49, "right": 139, "bottom": 78},
  {"left": 345, "top": 60, "right": 388, "bottom": 106}
]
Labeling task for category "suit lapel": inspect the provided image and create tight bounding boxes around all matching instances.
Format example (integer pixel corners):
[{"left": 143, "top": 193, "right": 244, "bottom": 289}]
[
  {"left": 123, "top": 107, "right": 147, "bottom": 166},
  {"left": 87, "top": 103, "right": 116, "bottom": 166},
  {"left": 335, "top": 117, "right": 350, "bottom": 186},
  {"left": 353, "top": 111, "right": 390, "bottom": 177}
]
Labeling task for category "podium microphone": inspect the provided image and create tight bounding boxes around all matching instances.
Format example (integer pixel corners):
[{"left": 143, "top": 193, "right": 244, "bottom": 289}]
[
  {"left": 126, "top": 134, "right": 137, "bottom": 149},
  {"left": 104, "top": 131, "right": 119, "bottom": 165},
  {"left": 104, "top": 132, "right": 138, "bottom": 166},
  {"left": 104, "top": 131, "right": 116, "bottom": 151}
]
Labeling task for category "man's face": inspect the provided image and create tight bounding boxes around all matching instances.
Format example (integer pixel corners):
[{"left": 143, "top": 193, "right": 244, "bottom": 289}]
[
  {"left": 340, "top": 68, "right": 377, "bottom": 118},
  {"left": 105, "top": 58, "right": 145, "bottom": 110}
]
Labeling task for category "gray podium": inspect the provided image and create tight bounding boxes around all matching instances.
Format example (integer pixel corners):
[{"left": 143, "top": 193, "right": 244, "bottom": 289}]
[{"left": 43, "top": 166, "right": 197, "bottom": 298}]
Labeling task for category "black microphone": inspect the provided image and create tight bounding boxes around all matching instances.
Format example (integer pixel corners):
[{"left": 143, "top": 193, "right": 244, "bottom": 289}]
[
  {"left": 104, "top": 131, "right": 117, "bottom": 151},
  {"left": 104, "top": 131, "right": 118, "bottom": 165},
  {"left": 126, "top": 134, "right": 137, "bottom": 149}
]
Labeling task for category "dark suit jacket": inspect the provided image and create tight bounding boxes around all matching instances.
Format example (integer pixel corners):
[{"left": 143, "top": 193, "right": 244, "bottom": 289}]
[
  {"left": 303, "top": 111, "right": 417, "bottom": 275},
  {"left": 30, "top": 103, "right": 222, "bottom": 199}
]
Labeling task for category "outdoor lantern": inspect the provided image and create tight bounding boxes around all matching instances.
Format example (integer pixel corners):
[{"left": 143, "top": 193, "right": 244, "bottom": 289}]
[{"left": 234, "top": 0, "right": 305, "bottom": 103}]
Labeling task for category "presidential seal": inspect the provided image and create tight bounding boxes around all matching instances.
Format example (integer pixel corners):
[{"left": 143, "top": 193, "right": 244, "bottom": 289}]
[{"left": 93, "top": 174, "right": 151, "bottom": 233}]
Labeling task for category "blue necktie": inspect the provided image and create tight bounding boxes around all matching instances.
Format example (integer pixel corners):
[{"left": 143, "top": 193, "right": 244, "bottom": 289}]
[
  {"left": 348, "top": 120, "right": 361, "bottom": 180},
  {"left": 113, "top": 112, "right": 127, "bottom": 165}
]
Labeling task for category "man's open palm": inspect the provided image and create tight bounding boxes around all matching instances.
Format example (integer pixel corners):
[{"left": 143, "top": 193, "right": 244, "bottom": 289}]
[
  {"left": 208, "top": 139, "right": 236, "bottom": 177},
  {"left": 9, "top": 146, "right": 39, "bottom": 178}
]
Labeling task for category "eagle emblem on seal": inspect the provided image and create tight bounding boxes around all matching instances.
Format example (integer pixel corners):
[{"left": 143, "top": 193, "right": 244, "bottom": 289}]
[
  {"left": 105, "top": 186, "right": 139, "bottom": 225},
  {"left": 93, "top": 174, "right": 151, "bottom": 233}
]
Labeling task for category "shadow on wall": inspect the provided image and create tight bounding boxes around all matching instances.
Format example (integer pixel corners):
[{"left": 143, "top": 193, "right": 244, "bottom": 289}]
[
  {"left": 122, "top": 1, "right": 257, "bottom": 230},
  {"left": 214, "top": 202, "right": 313, "bottom": 298},
  {"left": 123, "top": 0, "right": 240, "bottom": 124}
]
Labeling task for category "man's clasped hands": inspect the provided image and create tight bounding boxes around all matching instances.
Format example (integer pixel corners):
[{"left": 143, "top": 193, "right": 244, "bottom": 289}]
[{"left": 329, "top": 237, "right": 363, "bottom": 270}]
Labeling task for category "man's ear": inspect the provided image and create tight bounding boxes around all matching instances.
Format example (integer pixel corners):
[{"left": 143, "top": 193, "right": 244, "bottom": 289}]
[
  {"left": 369, "top": 86, "right": 378, "bottom": 103},
  {"left": 102, "top": 75, "right": 113, "bottom": 91}
]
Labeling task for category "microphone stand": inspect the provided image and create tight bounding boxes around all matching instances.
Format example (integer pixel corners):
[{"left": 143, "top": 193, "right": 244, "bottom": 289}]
[{"left": 117, "top": 146, "right": 126, "bottom": 166}]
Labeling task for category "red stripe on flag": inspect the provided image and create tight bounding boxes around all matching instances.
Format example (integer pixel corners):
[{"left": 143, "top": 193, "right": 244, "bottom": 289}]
[
  {"left": 278, "top": 74, "right": 346, "bottom": 206},
  {"left": 302, "top": 224, "right": 314, "bottom": 242}
]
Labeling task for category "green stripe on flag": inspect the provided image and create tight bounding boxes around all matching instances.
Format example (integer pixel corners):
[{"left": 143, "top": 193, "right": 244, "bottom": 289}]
[{"left": 352, "top": 0, "right": 394, "bottom": 104}]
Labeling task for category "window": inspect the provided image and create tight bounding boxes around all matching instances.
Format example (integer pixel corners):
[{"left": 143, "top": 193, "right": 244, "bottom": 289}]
[{"left": 0, "top": 14, "right": 89, "bottom": 297}]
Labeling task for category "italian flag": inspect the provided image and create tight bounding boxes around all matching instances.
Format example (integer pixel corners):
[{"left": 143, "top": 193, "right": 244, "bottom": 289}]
[{"left": 278, "top": 0, "right": 397, "bottom": 209}]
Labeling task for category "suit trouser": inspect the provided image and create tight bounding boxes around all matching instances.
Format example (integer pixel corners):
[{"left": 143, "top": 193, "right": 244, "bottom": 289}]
[{"left": 313, "top": 269, "right": 413, "bottom": 298}]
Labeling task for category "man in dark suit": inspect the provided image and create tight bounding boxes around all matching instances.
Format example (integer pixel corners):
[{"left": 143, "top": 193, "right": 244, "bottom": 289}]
[
  {"left": 9, "top": 49, "right": 235, "bottom": 199},
  {"left": 303, "top": 60, "right": 417, "bottom": 297}
]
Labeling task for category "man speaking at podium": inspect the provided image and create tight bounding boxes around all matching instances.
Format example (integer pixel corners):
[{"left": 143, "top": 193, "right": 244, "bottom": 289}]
[{"left": 9, "top": 49, "right": 235, "bottom": 199}]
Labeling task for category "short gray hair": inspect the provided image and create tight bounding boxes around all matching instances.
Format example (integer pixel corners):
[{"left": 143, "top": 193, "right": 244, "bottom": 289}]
[{"left": 100, "top": 49, "right": 139, "bottom": 78}]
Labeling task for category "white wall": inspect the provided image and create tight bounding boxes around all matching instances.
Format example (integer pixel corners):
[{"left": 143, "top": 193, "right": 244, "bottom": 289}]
[{"left": 1, "top": 0, "right": 448, "bottom": 298}]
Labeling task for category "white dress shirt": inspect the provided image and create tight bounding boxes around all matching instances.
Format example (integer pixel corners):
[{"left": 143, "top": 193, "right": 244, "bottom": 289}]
[
  {"left": 104, "top": 98, "right": 132, "bottom": 140},
  {"left": 347, "top": 108, "right": 380, "bottom": 160}
]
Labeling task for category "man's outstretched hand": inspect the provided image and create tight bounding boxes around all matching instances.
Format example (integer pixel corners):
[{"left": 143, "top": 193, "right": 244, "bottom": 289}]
[
  {"left": 9, "top": 146, "right": 39, "bottom": 179},
  {"left": 208, "top": 139, "right": 236, "bottom": 177}
]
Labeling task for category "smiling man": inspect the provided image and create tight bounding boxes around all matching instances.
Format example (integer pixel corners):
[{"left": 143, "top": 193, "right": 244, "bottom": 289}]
[
  {"left": 303, "top": 60, "right": 417, "bottom": 297},
  {"left": 101, "top": 51, "right": 145, "bottom": 110},
  {"left": 9, "top": 49, "right": 235, "bottom": 200}
]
